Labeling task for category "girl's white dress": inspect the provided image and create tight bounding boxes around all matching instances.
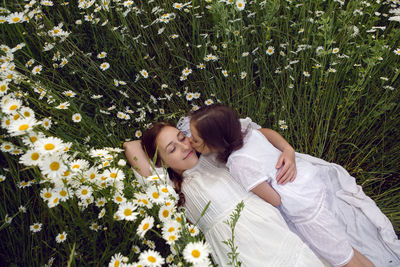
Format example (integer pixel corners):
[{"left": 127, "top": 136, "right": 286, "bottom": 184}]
[
  {"left": 222, "top": 120, "right": 400, "bottom": 267},
  {"left": 181, "top": 153, "right": 325, "bottom": 267}
]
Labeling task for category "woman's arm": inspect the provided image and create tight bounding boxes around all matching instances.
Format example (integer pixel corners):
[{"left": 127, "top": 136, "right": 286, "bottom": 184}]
[
  {"left": 123, "top": 140, "right": 152, "bottom": 177},
  {"left": 251, "top": 181, "right": 281, "bottom": 207},
  {"left": 257, "top": 128, "right": 297, "bottom": 185}
]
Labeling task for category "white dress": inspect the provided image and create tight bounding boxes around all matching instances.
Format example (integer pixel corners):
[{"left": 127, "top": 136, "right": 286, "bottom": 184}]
[
  {"left": 182, "top": 153, "right": 325, "bottom": 267},
  {"left": 225, "top": 125, "right": 400, "bottom": 267}
]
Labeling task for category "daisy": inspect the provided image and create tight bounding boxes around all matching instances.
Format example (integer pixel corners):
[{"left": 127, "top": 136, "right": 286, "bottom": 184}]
[
  {"left": 221, "top": 70, "right": 228, "bottom": 77},
  {"left": 393, "top": 48, "right": 400, "bottom": 56},
  {"left": 280, "top": 124, "right": 288, "bottom": 130},
  {"left": 197, "top": 63, "right": 205, "bottom": 69},
  {"left": 328, "top": 68, "right": 336, "bottom": 73},
  {"left": 7, "top": 12, "right": 25, "bottom": 24},
  {"left": 40, "top": 188, "right": 54, "bottom": 202},
  {"left": 266, "top": 46, "right": 275, "bottom": 55},
  {"left": 186, "top": 93, "right": 194, "bottom": 101},
  {"left": 132, "top": 245, "right": 141, "bottom": 254},
  {"left": 72, "top": 113, "right": 82, "bottom": 122},
  {"left": 56, "top": 231, "right": 67, "bottom": 243},
  {"left": 55, "top": 101, "right": 70, "bottom": 109},
  {"left": 159, "top": 206, "right": 173, "bottom": 222},
  {"left": 41, "top": 118, "right": 52, "bottom": 129},
  {"left": 8, "top": 117, "right": 37, "bottom": 136},
  {"left": 303, "top": 71, "right": 310, "bottom": 77},
  {"left": 89, "top": 222, "right": 102, "bottom": 231},
  {"left": 48, "top": 193, "right": 61, "bottom": 208},
  {"left": 19, "top": 149, "right": 42, "bottom": 166},
  {"left": 100, "top": 62, "right": 110, "bottom": 71},
  {"left": 117, "top": 201, "right": 138, "bottom": 221},
  {"left": 140, "top": 69, "right": 149, "bottom": 78},
  {"left": 147, "top": 186, "right": 165, "bottom": 204},
  {"left": 182, "top": 67, "right": 192, "bottom": 76},
  {"left": 97, "top": 52, "right": 107, "bottom": 59},
  {"left": 70, "top": 159, "right": 89, "bottom": 172},
  {"left": 0, "top": 142, "right": 14, "bottom": 152},
  {"left": 0, "top": 175, "right": 6, "bottom": 182},
  {"left": 104, "top": 167, "right": 125, "bottom": 182},
  {"left": 76, "top": 185, "right": 93, "bottom": 200},
  {"left": 0, "top": 82, "right": 8, "bottom": 96},
  {"left": 137, "top": 216, "right": 155, "bottom": 238},
  {"left": 236, "top": 0, "right": 246, "bottom": 11},
  {"left": 188, "top": 225, "right": 200, "bottom": 236},
  {"left": 39, "top": 154, "right": 68, "bottom": 180},
  {"left": 30, "top": 223, "right": 42, "bottom": 233},
  {"left": 332, "top": 47, "right": 339, "bottom": 54},
  {"left": 57, "top": 187, "right": 70, "bottom": 201},
  {"left": 32, "top": 65, "right": 43, "bottom": 75},
  {"left": 204, "top": 99, "right": 214, "bottom": 106},
  {"left": 113, "top": 194, "right": 126, "bottom": 204},
  {"left": 162, "top": 220, "right": 181, "bottom": 237},
  {"left": 98, "top": 208, "right": 106, "bottom": 219},
  {"left": 109, "top": 253, "right": 124, "bottom": 267},
  {"left": 182, "top": 241, "right": 211, "bottom": 264},
  {"left": 173, "top": 3, "right": 183, "bottom": 10},
  {"left": 135, "top": 130, "right": 142, "bottom": 138},
  {"left": 35, "top": 136, "right": 64, "bottom": 154},
  {"left": 1, "top": 98, "right": 22, "bottom": 114},
  {"left": 63, "top": 90, "right": 76, "bottom": 97},
  {"left": 162, "top": 231, "right": 180, "bottom": 245},
  {"left": 19, "top": 107, "right": 35, "bottom": 119},
  {"left": 240, "top": 71, "right": 247, "bottom": 79},
  {"left": 139, "top": 250, "right": 165, "bottom": 267}
]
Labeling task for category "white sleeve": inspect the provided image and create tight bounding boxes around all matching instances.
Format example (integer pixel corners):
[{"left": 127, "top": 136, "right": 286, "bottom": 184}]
[
  {"left": 227, "top": 154, "right": 271, "bottom": 192},
  {"left": 177, "top": 116, "right": 191, "bottom": 137},
  {"left": 240, "top": 117, "right": 261, "bottom": 132}
]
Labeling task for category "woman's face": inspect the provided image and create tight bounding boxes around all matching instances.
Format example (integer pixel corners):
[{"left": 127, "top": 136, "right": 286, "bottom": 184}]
[
  {"left": 189, "top": 121, "right": 213, "bottom": 154},
  {"left": 156, "top": 126, "right": 198, "bottom": 174}
]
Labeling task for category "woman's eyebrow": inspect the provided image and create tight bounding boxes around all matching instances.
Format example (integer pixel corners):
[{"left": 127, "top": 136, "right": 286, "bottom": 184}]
[{"left": 165, "top": 132, "right": 182, "bottom": 150}]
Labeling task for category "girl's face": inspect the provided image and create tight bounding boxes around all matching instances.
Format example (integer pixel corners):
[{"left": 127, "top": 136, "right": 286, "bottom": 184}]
[
  {"left": 189, "top": 121, "right": 214, "bottom": 154},
  {"left": 156, "top": 126, "right": 198, "bottom": 174}
]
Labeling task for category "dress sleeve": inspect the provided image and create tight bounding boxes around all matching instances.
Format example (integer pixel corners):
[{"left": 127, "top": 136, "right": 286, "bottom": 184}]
[{"left": 227, "top": 154, "right": 271, "bottom": 192}]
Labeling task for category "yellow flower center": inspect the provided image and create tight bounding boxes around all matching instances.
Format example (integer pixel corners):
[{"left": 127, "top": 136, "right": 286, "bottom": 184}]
[
  {"left": 0, "top": 85, "right": 6, "bottom": 91},
  {"left": 81, "top": 189, "right": 88, "bottom": 195},
  {"left": 50, "top": 162, "right": 60, "bottom": 171},
  {"left": 163, "top": 210, "right": 169, "bottom": 217},
  {"left": 192, "top": 249, "right": 200, "bottom": 258},
  {"left": 24, "top": 111, "right": 31, "bottom": 117},
  {"left": 60, "top": 190, "right": 67, "bottom": 197},
  {"left": 143, "top": 223, "right": 149, "bottom": 230},
  {"left": 10, "top": 104, "right": 18, "bottom": 110},
  {"left": 13, "top": 17, "right": 20, "bottom": 23},
  {"left": 19, "top": 124, "right": 29, "bottom": 131},
  {"left": 63, "top": 171, "right": 70, "bottom": 176},
  {"left": 168, "top": 227, "right": 175, "bottom": 232},
  {"left": 72, "top": 164, "right": 80, "bottom": 169},
  {"left": 148, "top": 256, "right": 156, "bottom": 263},
  {"left": 44, "top": 144, "right": 55, "bottom": 150},
  {"left": 110, "top": 173, "right": 117, "bottom": 178},
  {"left": 31, "top": 153, "right": 39, "bottom": 160},
  {"left": 116, "top": 196, "right": 122, "bottom": 202},
  {"left": 152, "top": 192, "right": 159, "bottom": 199},
  {"left": 30, "top": 136, "right": 38, "bottom": 143},
  {"left": 124, "top": 209, "right": 132, "bottom": 216},
  {"left": 44, "top": 192, "right": 52, "bottom": 198}
]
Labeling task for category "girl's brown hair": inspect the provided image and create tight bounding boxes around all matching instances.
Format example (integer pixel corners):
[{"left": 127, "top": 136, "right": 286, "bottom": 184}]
[
  {"left": 141, "top": 122, "right": 186, "bottom": 206},
  {"left": 190, "top": 104, "right": 244, "bottom": 163}
]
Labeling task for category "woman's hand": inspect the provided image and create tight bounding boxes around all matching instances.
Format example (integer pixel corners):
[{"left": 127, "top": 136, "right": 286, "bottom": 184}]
[{"left": 275, "top": 147, "right": 297, "bottom": 184}]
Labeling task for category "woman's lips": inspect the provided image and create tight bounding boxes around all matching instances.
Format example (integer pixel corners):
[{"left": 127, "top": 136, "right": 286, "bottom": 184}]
[{"left": 184, "top": 150, "right": 193, "bottom": 159}]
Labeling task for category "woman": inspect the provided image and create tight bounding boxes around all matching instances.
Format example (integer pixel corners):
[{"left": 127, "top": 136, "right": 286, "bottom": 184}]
[{"left": 124, "top": 122, "right": 327, "bottom": 267}]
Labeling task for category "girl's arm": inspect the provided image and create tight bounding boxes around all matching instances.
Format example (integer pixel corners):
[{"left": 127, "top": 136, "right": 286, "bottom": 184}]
[
  {"left": 123, "top": 140, "right": 152, "bottom": 177},
  {"left": 257, "top": 128, "right": 297, "bottom": 185},
  {"left": 251, "top": 181, "right": 281, "bottom": 207}
]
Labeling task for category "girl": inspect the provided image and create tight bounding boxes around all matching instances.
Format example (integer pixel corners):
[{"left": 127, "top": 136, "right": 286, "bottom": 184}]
[
  {"left": 188, "top": 104, "right": 400, "bottom": 267},
  {"left": 124, "top": 122, "right": 326, "bottom": 267}
]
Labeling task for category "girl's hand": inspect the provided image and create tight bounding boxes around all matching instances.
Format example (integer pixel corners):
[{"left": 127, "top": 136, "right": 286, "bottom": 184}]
[{"left": 276, "top": 147, "right": 297, "bottom": 184}]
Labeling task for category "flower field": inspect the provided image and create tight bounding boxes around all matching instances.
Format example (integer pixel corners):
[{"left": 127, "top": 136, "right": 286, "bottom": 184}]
[{"left": 0, "top": 0, "right": 399, "bottom": 266}]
